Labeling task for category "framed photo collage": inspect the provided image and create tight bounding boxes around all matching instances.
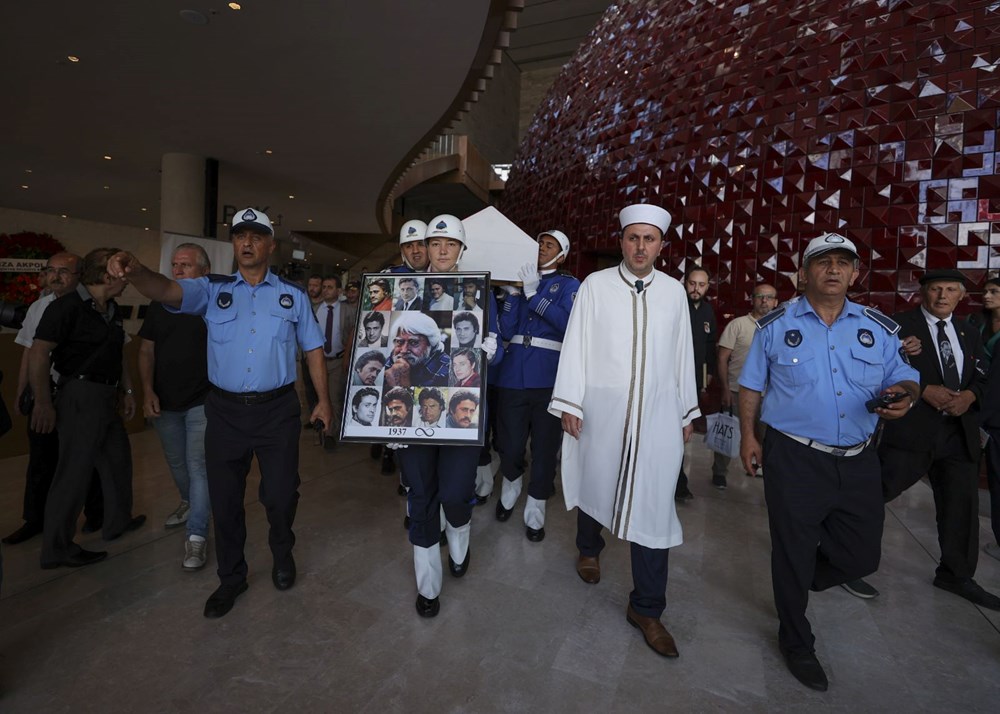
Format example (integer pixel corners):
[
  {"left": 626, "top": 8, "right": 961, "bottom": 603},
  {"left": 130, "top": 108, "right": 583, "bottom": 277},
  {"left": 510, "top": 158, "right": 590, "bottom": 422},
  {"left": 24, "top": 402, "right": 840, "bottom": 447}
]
[{"left": 339, "top": 272, "right": 491, "bottom": 447}]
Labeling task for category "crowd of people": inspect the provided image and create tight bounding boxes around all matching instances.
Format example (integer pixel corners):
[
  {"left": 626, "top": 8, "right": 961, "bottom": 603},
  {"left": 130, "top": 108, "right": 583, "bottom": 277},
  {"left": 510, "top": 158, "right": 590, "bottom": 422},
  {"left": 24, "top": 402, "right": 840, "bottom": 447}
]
[{"left": 5, "top": 202, "right": 1000, "bottom": 693}]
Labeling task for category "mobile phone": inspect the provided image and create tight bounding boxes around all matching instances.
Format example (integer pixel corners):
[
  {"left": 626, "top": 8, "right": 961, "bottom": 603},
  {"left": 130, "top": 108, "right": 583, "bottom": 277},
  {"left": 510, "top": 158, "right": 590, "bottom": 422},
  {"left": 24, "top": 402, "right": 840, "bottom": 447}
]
[{"left": 865, "top": 391, "right": 908, "bottom": 413}]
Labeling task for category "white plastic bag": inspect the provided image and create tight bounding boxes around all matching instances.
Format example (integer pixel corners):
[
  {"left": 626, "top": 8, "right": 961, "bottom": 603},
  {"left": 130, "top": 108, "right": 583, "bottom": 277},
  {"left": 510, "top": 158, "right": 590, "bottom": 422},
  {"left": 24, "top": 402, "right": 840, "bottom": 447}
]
[{"left": 704, "top": 410, "right": 741, "bottom": 459}]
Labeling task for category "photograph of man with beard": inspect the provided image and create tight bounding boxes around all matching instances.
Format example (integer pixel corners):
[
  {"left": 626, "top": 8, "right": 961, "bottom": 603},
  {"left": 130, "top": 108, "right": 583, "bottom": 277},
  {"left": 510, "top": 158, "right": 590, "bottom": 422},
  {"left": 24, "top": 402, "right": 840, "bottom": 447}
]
[
  {"left": 382, "top": 387, "right": 414, "bottom": 427},
  {"left": 447, "top": 390, "right": 479, "bottom": 429},
  {"left": 383, "top": 312, "right": 450, "bottom": 387},
  {"left": 350, "top": 387, "right": 380, "bottom": 426}
]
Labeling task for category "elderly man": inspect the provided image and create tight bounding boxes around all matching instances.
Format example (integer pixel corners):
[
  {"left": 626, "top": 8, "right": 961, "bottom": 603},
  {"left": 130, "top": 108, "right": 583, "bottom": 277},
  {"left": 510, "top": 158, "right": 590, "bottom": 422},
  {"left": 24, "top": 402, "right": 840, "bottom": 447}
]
[
  {"left": 868, "top": 269, "right": 1000, "bottom": 610},
  {"left": 30, "top": 248, "right": 145, "bottom": 569},
  {"left": 107, "top": 208, "right": 332, "bottom": 619},
  {"left": 5, "top": 252, "right": 104, "bottom": 545},
  {"left": 550, "top": 203, "right": 698, "bottom": 660},
  {"left": 383, "top": 312, "right": 451, "bottom": 387},
  {"left": 739, "top": 233, "right": 919, "bottom": 691},
  {"left": 138, "top": 243, "right": 213, "bottom": 570},
  {"left": 493, "top": 229, "right": 580, "bottom": 539},
  {"left": 710, "top": 282, "right": 777, "bottom": 487}
]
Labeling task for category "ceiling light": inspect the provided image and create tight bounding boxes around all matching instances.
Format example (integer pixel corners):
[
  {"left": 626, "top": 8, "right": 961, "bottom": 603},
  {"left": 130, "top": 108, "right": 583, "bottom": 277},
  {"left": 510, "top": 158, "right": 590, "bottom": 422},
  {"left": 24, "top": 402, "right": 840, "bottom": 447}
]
[
  {"left": 103, "top": 185, "right": 110, "bottom": 190},
  {"left": 288, "top": 194, "right": 295, "bottom": 199},
  {"left": 144, "top": 227, "right": 150, "bottom": 231},
  {"left": 61, "top": 214, "right": 67, "bottom": 218},
  {"left": 20, "top": 185, "right": 28, "bottom": 189},
  {"left": 264, "top": 149, "right": 273, "bottom": 155},
  {"left": 141, "top": 207, "right": 147, "bottom": 212},
  {"left": 103, "top": 155, "right": 112, "bottom": 160},
  {"left": 307, "top": 219, "right": 313, "bottom": 223},
  {"left": 24, "top": 169, "right": 32, "bottom": 174},
  {"left": 228, "top": 2, "right": 242, "bottom": 9},
  {"left": 67, "top": 55, "right": 80, "bottom": 63}
]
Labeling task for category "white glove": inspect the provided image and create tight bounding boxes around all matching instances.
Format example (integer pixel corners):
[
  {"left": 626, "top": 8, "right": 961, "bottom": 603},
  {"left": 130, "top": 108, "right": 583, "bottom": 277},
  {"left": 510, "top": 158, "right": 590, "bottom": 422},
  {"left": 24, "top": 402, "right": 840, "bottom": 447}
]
[
  {"left": 502, "top": 285, "right": 521, "bottom": 296},
  {"left": 385, "top": 442, "right": 409, "bottom": 450},
  {"left": 482, "top": 334, "right": 498, "bottom": 363},
  {"left": 517, "top": 261, "right": 540, "bottom": 299}
]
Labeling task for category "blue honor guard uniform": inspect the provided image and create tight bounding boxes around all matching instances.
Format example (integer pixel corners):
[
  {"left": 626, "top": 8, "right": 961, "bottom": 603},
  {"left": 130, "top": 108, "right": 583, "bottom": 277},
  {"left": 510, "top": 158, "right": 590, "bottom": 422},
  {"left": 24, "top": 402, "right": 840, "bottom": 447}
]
[
  {"left": 739, "top": 297, "right": 917, "bottom": 659},
  {"left": 493, "top": 269, "right": 580, "bottom": 538}
]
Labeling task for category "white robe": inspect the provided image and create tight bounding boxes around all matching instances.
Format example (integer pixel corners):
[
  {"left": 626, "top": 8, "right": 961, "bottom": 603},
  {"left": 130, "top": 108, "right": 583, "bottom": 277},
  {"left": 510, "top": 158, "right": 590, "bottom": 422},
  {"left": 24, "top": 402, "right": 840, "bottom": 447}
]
[{"left": 549, "top": 264, "right": 700, "bottom": 549}]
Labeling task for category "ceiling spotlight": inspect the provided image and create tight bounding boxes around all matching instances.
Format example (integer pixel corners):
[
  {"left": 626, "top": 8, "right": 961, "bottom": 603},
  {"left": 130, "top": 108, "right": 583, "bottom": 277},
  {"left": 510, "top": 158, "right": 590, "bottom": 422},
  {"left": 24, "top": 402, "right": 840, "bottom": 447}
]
[
  {"left": 103, "top": 185, "right": 110, "bottom": 190},
  {"left": 144, "top": 227, "right": 150, "bottom": 231},
  {"left": 288, "top": 194, "right": 295, "bottom": 199},
  {"left": 61, "top": 214, "right": 67, "bottom": 218},
  {"left": 67, "top": 55, "right": 80, "bottom": 63},
  {"left": 103, "top": 155, "right": 112, "bottom": 160},
  {"left": 228, "top": 2, "right": 242, "bottom": 9},
  {"left": 20, "top": 185, "right": 28, "bottom": 189},
  {"left": 24, "top": 169, "right": 32, "bottom": 174},
  {"left": 307, "top": 219, "right": 313, "bottom": 223},
  {"left": 141, "top": 207, "right": 147, "bottom": 212},
  {"left": 264, "top": 149, "right": 273, "bottom": 155}
]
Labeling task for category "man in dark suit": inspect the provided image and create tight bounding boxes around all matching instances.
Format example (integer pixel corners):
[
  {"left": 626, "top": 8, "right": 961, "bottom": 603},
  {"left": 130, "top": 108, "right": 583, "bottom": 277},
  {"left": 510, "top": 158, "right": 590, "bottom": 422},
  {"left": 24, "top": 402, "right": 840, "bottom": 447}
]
[
  {"left": 394, "top": 277, "right": 423, "bottom": 311},
  {"left": 875, "top": 269, "right": 1000, "bottom": 609}
]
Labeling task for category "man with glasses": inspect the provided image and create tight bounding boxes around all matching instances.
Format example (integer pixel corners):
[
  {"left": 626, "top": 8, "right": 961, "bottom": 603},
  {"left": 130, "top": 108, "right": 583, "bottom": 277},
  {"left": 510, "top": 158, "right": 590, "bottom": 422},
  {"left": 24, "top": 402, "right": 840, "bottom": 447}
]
[
  {"left": 5, "top": 253, "right": 105, "bottom": 545},
  {"left": 711, "top": 283, "right": 777, "bottom": 488}
]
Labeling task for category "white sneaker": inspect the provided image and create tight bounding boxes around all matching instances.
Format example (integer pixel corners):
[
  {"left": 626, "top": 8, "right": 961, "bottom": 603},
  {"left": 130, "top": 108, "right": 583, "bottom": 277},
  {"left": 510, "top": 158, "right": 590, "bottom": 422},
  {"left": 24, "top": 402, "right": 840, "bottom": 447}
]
[
  {"left": 165, "top": 501, "right": 190, "bottom": 529},
  {"left": 183, "top": 536, "right": 207, "bottom": 571}
]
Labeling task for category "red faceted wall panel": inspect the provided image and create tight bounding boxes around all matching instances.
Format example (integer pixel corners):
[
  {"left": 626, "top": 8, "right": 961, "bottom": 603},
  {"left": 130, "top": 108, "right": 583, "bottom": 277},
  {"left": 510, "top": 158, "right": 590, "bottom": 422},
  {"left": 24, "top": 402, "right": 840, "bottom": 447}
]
[{"left": 501, "top": 0, "right": 1000, "bottom": 317}]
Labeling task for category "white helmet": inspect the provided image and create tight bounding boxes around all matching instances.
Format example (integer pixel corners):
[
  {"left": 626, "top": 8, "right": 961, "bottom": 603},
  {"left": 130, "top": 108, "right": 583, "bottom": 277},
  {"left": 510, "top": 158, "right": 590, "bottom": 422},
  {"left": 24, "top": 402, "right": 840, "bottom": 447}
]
[
  {"left": 424, "top": 214, "right": 466, "bottom": 247},
  {"left": 399, "top": 219, "right": 427, "bottom": 246},
  {"left": 538, "top": 229, "right": 570, "bottom": 268}
]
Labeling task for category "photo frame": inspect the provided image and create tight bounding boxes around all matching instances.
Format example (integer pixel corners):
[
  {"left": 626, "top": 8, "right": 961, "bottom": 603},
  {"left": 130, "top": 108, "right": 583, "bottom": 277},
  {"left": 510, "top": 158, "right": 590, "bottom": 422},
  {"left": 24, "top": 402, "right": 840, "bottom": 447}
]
[{"left": 340, "top": 272, "right": 490, "bottom": 446}]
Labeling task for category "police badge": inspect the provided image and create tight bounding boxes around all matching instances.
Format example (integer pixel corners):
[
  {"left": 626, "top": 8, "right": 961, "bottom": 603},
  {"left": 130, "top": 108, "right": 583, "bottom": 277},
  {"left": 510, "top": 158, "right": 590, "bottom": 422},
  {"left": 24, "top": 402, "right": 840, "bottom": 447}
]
[
  {"left": 784, "top": 329, "right": 802, "bottom": 347},
  {"left": 857, "top": 328, "right": 874, "bottom": 347},
  {"left": 279, "top": 293, "right": 294, "bottom": 309},
  {"left": 217, "top": 292, "right": 233, "bottom": 309}
]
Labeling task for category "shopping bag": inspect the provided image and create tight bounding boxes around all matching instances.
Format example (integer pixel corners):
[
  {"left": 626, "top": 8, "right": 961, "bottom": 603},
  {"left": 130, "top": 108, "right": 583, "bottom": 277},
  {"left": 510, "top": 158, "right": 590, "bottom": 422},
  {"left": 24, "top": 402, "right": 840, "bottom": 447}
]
[{"left": 704, "top": 410, "right": 740, "bottom": 459}]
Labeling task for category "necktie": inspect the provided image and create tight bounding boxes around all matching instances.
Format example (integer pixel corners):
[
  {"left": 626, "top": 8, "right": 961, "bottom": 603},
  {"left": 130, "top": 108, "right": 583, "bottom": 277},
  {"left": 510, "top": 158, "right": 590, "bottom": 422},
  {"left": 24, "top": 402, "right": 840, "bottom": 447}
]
[
  {"left": 635, "top": 280, "right": 644, "bottom": 294},
  {"left": 325, "top": 304, "right": 334, "bottom": 354},
  {"left": 936, "top": 320, "right": 960, "bottom": 390}
]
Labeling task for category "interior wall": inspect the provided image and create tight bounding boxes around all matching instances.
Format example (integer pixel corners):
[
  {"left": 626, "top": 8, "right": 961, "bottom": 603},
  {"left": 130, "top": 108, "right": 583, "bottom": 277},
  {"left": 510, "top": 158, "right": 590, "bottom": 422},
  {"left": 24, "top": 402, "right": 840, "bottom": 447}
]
[{"left": 447, "top": 52, "right": 522, "bottom": 164}]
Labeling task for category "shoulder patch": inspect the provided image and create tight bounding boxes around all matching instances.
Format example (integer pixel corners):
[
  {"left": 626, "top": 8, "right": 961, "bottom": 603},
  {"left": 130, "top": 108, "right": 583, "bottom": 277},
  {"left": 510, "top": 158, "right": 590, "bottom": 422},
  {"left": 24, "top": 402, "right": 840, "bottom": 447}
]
[
  {"left": 207, "top": 273, "right": 236, "bottom": 284},
  {"left": 754, "top": 306, "right": 786, "bottom": 330},
  {"left": 863, "top": 307, "right": 900, "bottom": 335},
  {"left": 278, "top": 276, "right": 307, "bottom": 293}
]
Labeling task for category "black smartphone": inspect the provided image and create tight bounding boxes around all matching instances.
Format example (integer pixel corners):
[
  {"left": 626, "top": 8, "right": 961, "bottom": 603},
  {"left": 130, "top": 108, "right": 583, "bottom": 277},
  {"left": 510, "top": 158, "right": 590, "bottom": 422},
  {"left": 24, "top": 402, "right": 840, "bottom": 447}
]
[{"left": 865, "top": 391, "right": 908, "bottom": 413}]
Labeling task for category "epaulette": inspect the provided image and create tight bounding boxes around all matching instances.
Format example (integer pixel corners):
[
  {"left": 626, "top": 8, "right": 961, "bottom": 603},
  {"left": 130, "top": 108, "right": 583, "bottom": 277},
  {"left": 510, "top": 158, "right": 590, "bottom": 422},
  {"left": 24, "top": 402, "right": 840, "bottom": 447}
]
[
  {"left": 863, "top": 306, "right": 900, "bottom": 335},
  {"left": 278, "top": 276, "right": 307, "bottom": 293},
  {"left": 207, "top": 273, "right": 236, "bottom": 283},
  {"left": 754, "top": 306, "right": 785, "bottom": 329},
  {"left": 556, "top": 269, "right": 578, "bottom": 279}
]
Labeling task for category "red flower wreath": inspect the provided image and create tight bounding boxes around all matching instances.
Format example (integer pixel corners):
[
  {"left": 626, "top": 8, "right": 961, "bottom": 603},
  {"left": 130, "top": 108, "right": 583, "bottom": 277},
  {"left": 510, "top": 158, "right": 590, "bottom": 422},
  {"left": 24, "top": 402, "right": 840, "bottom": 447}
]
[{"left": 0, "top": 231, "right": 66, "bottom": 306}]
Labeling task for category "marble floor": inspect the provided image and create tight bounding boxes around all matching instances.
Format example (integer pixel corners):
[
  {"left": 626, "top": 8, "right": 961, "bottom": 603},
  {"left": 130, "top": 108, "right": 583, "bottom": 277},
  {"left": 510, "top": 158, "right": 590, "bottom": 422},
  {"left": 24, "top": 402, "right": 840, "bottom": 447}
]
[{"left": 0, "top": 427, "right": 998, "bottom": 713}]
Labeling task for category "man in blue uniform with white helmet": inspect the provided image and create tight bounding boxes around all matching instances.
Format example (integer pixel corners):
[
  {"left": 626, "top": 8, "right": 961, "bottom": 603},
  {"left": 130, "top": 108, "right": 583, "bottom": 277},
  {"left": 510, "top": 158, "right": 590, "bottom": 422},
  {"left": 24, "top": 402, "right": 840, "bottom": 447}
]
[
  {"left": 492, "top": 230, "right": 579, "bottom": 541},
  {"left": 108, "top": 208, "right": 333, "bottom": 619},
  {"left": 738, "top": 232, "right": 919, "bottom": 692}
]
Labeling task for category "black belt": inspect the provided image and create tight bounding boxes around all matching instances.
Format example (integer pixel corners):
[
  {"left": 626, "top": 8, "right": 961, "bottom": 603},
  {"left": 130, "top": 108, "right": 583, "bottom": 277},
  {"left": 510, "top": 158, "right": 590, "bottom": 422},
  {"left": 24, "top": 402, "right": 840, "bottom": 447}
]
[
  {"left": 70, "top": 374, "right": 119, "bottom": 387},
  {"left": 212, "top": 383, "right": 294, "bottom": 405}
]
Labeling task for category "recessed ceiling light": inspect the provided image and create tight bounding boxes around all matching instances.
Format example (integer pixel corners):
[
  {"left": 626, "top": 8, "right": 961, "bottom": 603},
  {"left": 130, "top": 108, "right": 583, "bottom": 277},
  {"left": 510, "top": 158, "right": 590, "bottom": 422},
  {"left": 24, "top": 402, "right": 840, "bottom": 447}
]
[
  {"left": 103, "top": 185, "right": 110, "bottom": 190},
  {"left": 264, "top": 149, "right": 273, "bottom": 155},
  {"left": 61, "top": 214, "right": 67, "bottom": 218},
  {"left": 288, "top": 194, "right": 295, "bottom": 199},
  {"left": 144, "top": 227, "right": 150, "bottom": 231},
  {"left": 141, "top": 207, "right": 147, "bottom": 212},
  {"left": 228, "top": 2, "right": 242, "bottom": 9},
  {"left": 20, "top": 185, "right": 28, "bottom": 189},
  {"left": 103, "top": 155, "right": 112, "bottom": 160},
  {"left": 67, "top": 55, "right": 80, "bottom": 63},
  {"left": 307, "top": 219, "right": 313, "bottom": 223},
  {"left": 24, "top": 169, "right": 32, "bottom": 174}
]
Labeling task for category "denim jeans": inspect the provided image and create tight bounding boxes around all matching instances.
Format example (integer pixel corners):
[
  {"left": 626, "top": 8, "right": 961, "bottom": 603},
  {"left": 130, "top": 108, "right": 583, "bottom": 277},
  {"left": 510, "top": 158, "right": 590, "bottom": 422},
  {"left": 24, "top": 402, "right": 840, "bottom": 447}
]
[{"left": 152, "top": 404, "right": 210, "bottom": 538}]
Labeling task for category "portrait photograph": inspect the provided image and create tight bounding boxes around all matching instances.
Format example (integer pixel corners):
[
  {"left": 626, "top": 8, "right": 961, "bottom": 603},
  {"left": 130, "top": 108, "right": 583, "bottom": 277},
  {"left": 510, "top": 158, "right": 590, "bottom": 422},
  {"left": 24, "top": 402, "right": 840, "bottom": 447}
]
[
  {"left": 363, "top": 276, "right": 394, "bottom": 312},
  {"left": 356, "top": 310, "right": 388, "bottom": 348},
  {"left": 351, "top": 347, "right": 390, "bottom": 387},
  {"left": 393, "top": 276, "right": 424, "bottom": 311},
  {"left": 424, "top": 276, "right": 455, "bottom": 311}
]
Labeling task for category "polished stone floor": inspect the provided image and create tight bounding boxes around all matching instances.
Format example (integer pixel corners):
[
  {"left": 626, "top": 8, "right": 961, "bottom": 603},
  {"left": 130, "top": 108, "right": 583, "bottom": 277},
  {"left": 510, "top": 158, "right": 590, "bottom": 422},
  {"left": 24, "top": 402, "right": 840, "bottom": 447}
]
[{"left": 1, "top": 427, "right": 998, "bottom": 713}]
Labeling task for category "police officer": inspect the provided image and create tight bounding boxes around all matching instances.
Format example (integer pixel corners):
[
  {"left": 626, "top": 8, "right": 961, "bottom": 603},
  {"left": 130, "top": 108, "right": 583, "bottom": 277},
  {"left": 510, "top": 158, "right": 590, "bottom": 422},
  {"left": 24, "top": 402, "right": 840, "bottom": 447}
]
[
  {"left": 390, "top": 213, "right": 502, "bottom": 618},
  {"left": 491, "top": 230, "right": 579, "bottom": 542},
  {"left": 738, "top": 233, "right": 919, "bottom": 692},
  {"left": 108, "top": 208, "right": 333, "bottom": 619}
]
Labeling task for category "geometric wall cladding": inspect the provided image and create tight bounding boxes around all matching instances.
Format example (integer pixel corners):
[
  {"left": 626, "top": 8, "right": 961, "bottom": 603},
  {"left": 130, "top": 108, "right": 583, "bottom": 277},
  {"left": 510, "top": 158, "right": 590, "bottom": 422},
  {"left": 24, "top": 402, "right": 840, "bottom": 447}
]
[{"left": 501, "top": 0, "right": 1000, "bottom": 317}]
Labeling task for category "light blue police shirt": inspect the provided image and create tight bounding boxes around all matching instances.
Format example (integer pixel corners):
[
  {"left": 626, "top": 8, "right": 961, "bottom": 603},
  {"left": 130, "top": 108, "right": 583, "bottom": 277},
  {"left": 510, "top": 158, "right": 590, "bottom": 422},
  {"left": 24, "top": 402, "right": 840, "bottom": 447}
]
[
  {"left": 739, "top": 297, "right": 918, "bottom": 446},
  {"left": 168, "top": 270, "right": 324, "bottom": 393}
]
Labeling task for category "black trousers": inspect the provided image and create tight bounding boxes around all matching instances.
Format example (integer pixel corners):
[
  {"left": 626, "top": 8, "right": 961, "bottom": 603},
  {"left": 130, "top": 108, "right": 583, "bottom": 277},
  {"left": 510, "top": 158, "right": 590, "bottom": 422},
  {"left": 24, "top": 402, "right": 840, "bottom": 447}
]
[
  {"left": 205, "top": 389, "right": 301, "bottom": 586},
  {"left": 497, "top": 387, "right": 561, "bottom": 499},
  {"left": 763, "top": 428, "right": 883, "bottom": 655},
  {"left": 880, "top": 422, "right": 980, "bottom": 582},
  {"left": 398, "top": 444, "right": 477, "bottom": 548},
  {"left": 41, "top": 381, "right": 133, "bottom": 563},
  {"left": 984, "top": 426, "right": 1000, "bottom": 547},
  {"left": 576, "top": 509, "right": 670, "bottom": 618},
  {"left": 24, "top": 423, "right": 103, "bottom": 527}
]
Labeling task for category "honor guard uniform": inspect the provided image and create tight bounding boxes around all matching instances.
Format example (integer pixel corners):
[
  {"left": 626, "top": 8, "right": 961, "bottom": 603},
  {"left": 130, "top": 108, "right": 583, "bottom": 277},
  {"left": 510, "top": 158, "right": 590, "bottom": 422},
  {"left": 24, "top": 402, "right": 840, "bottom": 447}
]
[
  {"left": 493, "top": 230, "right": 580, "bottom": 541},
  {"left": 738, "top": 233, "right": 918, "bottom": 691}
]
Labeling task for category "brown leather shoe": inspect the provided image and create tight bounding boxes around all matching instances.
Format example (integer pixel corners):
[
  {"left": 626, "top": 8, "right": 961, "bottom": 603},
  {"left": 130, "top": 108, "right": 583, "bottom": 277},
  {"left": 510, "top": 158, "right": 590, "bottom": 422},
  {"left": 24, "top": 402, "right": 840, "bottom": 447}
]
[
  {"left": 576, "top": 554, "right": 600, "bottom": 584},
  {"left": 626, "top": 605, "right": 679, "bottom": 658}
]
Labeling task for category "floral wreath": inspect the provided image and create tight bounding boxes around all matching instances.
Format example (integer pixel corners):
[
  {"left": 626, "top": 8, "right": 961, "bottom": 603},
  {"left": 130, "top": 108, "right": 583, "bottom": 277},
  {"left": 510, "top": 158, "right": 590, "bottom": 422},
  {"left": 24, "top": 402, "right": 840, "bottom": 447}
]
[{"left": 0, "top": 231, "right": 66, "bottom": 305}]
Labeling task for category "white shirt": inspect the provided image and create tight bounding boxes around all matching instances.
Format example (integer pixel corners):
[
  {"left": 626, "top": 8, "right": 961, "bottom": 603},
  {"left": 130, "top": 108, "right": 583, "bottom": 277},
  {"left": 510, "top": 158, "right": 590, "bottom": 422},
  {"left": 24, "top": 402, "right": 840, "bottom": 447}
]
[
  {"left": 920, "top": 306, "right": 964, "bottom": 382},
  {"left": 315, "top": 300, "right": 343, "bottom": 356},
  {"left": 14, "top": 292, "right": 56, "bottom": 349}
]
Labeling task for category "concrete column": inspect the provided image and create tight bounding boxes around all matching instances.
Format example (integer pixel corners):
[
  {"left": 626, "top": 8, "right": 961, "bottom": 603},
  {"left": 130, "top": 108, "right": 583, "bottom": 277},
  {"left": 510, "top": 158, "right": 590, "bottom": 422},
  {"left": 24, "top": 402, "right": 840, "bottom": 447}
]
[{"left": 160, "top": 153, "right": 206, "bottom": 236}]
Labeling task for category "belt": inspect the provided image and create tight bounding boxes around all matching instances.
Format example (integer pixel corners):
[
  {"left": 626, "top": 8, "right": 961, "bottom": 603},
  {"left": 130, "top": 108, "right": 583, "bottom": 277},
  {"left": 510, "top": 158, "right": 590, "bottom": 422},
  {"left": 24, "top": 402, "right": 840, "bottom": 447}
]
[
  {"left": 778, "top": 430, "right": 871, "bottom": 457},
  {"left": 325, "top": 351, "right": 345, "bottom": 360},
  {"left": 212, "top": 383, "right": 294, "bottom": 405},
  {"left": 70, "top": 374, "right": 119, "bottom": 387},
  {"left": 509, "top": 334, "right": 562, "bottom": 351}
]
